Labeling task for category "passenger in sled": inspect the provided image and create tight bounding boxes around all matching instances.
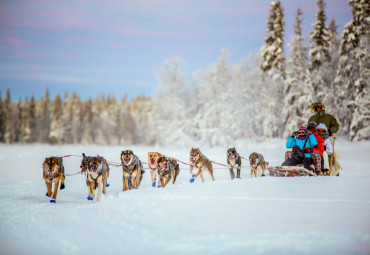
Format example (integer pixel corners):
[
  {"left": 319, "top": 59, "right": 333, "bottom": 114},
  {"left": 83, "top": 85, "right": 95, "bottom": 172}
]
[
  {"left": 307, "top": 122, "right": 333, "bottom": 175},
  {"left": 282, "top": 126, "right": 321, "bottom": 173}
]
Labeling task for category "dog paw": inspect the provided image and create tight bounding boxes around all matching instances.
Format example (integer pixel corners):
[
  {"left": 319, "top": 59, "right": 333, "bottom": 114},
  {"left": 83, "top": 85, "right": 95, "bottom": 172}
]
[
  {"left": 152, "top": 181, "right": 156, "bottom": 187},
  {"left": 45, "top": 192, "right": 52, "bottom": 197},
  {"left": 106, "top": 183, "right": 110, "bottom": 187},
  {"left": 50, "top": 199, "right": 56, "bottom": 203},
  {"left": 60, "top": 183, "right": 65, "bottom": 190},
  {"left": 87, "top": 196, "right": 94, "bottom": 201}
]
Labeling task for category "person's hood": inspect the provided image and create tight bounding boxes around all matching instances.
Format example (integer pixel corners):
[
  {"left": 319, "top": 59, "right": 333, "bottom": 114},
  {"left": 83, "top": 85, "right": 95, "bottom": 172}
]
[{"left": 317, "top": 123, "right": 328, "bottom": 131}]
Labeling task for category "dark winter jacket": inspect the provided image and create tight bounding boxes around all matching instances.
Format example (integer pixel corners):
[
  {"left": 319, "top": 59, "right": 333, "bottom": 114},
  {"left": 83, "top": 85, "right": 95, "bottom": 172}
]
[
  {"left": 286, "top": 134, "right": 318, "bottom": 158},
  {"left": 308, "top": 111, "right": 339, "bottom": 135}
]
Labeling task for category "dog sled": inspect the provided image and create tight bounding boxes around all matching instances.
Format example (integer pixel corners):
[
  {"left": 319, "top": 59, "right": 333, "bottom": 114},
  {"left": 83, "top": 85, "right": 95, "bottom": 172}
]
[{"left": 267, "top": 166, "right": 317, "bottom": 177}]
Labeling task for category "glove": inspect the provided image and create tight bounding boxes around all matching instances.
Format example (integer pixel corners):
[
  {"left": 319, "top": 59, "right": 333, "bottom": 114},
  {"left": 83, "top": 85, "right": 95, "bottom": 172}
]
[
  {"left": 324, "top": 145, "right": 326, "bottom": 150},
  {"left": 329, "top": 130, "right": 333, "bottom": 136},
  {"left": 292, "top": 131, "right": 298, "bottom": 138}
]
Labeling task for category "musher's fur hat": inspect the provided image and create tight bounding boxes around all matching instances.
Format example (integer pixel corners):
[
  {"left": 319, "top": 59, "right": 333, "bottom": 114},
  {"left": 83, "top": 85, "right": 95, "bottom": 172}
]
[{"left": 310, "top": 102, "right": 326, "bottom": 112}]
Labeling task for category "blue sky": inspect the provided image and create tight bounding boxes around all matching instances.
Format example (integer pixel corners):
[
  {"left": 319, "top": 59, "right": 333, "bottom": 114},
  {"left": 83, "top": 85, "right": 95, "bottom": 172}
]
[{"left": 0, "top": 0, "right": 352, "bottom": 101}]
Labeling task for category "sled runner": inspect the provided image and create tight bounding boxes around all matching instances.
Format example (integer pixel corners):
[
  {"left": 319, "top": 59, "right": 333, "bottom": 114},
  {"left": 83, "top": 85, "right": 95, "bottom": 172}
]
[{"left": 267, "top": 166, "right": 317, "bottom": 177}]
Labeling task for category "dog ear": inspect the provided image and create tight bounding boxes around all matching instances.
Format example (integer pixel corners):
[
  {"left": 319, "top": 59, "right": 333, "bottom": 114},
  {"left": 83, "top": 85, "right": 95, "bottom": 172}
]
[{"left": 82, "top": 153, "right": 86, "bottom": 157}]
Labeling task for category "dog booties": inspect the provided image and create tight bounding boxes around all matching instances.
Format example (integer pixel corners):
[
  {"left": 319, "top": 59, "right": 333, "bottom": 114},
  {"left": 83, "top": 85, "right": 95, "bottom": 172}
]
[{"left": 189, "top": 174, "right": 195, "bottom": 183}]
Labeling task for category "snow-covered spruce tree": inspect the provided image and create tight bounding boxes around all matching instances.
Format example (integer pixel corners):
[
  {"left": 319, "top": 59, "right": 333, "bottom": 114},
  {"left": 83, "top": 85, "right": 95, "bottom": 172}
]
[
  {"left": 129, "top": 95, "right": 152, "bottom": 144},
  {"left": 63, "top": 92, "right": 82, "bottom": 144},
  {"left": 49, "top": 95, "right": 64, "bottom": 144},
  {"left": 13, "top": 98, "right": 22, "bottom": 142},
  {"left": 19, "top": 97, "right": 32, "bottom": 143},
  {"left": 4, "top": 88, "right": 14, "bottom": 143},
  {"left": 309, "top": 0, "right": 332, "bottom": 105},
  {"left": 259, "top": 1, "right": 286, "bottom": 138},
  {"left": 37, "top": 88, "right": 51, "bottom": 143},
  {"left": 260, "top": 0, "right": 286, "bottom": 80},
  {"left": 349, "top": 18, "right": 370, "bottom": 141},
  {"left": 80, "top": 98, "right": 94, "bottom": 145},
  {"left": 335, "top": 0, "right": 370, "bottom": 136},
  {"left": 0, "top": 90, "right": 5, "bottom": 142},
  {"left": 283, "top": 7, "right": 314, "bottom": 138},
  {"left": 150, "top": 57, "right": 195, "bottom": 146},
  {"left": 327, "top": 18, "right": 341, "bottom": 104},
  {"left": 28, "top": 95, "right": 36, "bottom": 142}
]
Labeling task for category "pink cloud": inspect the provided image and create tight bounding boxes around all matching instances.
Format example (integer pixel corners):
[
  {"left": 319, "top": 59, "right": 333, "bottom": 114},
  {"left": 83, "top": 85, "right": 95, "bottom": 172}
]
[{"left": 0, "top": 36, "right": 22, "bottom": 45}]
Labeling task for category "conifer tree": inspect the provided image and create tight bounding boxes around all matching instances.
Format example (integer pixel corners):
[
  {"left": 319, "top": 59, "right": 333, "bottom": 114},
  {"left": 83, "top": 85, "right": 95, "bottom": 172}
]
[
  {"left": 49, "top": 95, "right": 64, "bottom": 144},
  {"left": 81, "top": 98, "right": 93, "bottom": 144},
  {"left": 283, "top": 7, "right": 314, "bottom": 138},
  {"left": 327, "top": 18, "right": 341, "bottom": 104},
  {"left": 4, "top": 88, "right": 14, "bottom": 143},
  {"left": 14, "top": 98, "right": 22, "bottom": 142},
  {"left": 309, "top": 0, "right": 332, "bottom": 104},
  {"left": 38, "top": 88, "right": 51, "bottom": 143},
  {"left": 20, "top": 97, "right": 31, "bottom": 143},
  {"left": 260, "top": 0, "right": 286, "bottom": 80},
  {"left": 29, "top": 95, "right": 36, "bottom": 142},
  {"left": 0, "top": 90, "right": 5, "bottom": 142},
  {"left": 334, "top": 0, "right": 370, "bottom": 135}
]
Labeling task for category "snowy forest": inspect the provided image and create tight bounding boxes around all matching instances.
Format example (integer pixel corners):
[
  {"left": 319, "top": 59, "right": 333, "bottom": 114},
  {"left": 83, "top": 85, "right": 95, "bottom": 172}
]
[{"left": 0, "top": 0, "right": 369, "bottom": 146}]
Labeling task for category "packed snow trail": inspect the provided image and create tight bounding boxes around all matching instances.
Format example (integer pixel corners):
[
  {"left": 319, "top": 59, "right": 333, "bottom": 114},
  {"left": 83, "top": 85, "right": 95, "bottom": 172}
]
[{"left": 0, "top": 139, "right": 369, "bottom": 254}]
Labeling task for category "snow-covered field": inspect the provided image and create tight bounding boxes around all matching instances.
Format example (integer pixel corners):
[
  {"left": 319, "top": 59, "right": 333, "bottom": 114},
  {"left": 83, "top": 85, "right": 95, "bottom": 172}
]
[{"left": 1, "top": 138, "right": 369, "bottom": 255}]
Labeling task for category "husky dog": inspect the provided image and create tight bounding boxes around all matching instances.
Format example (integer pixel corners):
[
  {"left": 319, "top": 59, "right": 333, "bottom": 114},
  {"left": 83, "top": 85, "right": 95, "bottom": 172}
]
[
  {"left": 121, "top": 150, "right": 144, "bottom": 192},
  {"left": 249, "top": 152, "right": 269, "bottom": 178},
  {"left": 80, "top": 153, "right": 92, "bottom": 173},
  {"left": 86, "top": 156, "right": 110, "bottom": 201},
  {"left": 189, "top": 148, "right": 215, "bottom": 182},
  {"left": 42, "top": 157, "right": 66, "bottom": 203},
  {"left": 157, "top": 157, "right": 180, "bottom": 188},
  {"left": 148, "top": 152, "right": 164, "bottom": 187},
  {"left": 227, "top": 148, "right": 242, "bottom": 179}
]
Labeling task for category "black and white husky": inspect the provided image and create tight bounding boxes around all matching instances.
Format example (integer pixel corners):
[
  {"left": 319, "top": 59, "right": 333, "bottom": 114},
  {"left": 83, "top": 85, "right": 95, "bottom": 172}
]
[{"left": 227, "top": 148, "right": 242, "bottom": 179}]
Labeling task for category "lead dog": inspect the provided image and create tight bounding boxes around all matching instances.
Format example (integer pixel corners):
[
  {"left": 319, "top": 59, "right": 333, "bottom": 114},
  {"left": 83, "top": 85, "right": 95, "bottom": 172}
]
[
  {"left": 121, "top": 150, "right": 144, "bottom": 192},
  {"left": 42, "top": 157, "right": 66, "bottom": 203},
  {"left": 86, "top": 156, "right": 110, "bottom": 201},
  {"left": 189, "top": 148, "right": 215, "bottom": 182},
  {"left": 249, "top": 152, "right": 269, "bottom": 178},
  {"left": 227, "top": 148, "right": 242, "bottom": 179},
  {"left": 157, "top": 156, "right": 180, "bottom": 188},
  {"left": 148, "top": 152, "right": 164, "bottom": 187}
]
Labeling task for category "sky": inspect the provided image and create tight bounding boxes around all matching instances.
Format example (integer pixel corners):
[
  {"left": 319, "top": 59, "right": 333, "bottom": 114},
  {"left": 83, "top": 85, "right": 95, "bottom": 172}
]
[{"left": 0, "top": 0, "right": 352, "bottom": 101}]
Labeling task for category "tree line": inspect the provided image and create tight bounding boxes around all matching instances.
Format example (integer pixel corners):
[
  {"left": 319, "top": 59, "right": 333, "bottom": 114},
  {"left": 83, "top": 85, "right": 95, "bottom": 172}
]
[{"left": 0, "top": 0, "right": 368, "bottom": 146}]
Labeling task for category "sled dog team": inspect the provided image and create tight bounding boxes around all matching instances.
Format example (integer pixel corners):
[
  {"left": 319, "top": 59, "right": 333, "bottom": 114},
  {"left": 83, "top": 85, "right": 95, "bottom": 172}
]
[{"left": 42, "top": 148, "right": 268, "bottom": 203}]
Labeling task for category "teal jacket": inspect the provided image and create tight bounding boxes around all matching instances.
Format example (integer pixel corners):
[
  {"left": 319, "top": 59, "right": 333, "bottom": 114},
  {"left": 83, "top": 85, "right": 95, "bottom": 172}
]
[{"left": 286, "top": 134, "right": 318, "bottom": 158}]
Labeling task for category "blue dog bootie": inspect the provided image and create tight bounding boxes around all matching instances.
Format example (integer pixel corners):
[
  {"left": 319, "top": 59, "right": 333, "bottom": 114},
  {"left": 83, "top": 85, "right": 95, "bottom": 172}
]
[
  {"left": 106, "top": 183, "right": 110, "bottom": 187},
  {"left": 87, "top": 196, "right": 94, "bottom": 201},
  {"left": 189, "top": 174, "right": 195, "bottom": 183},
  {"left": 50, "top": 199, "right": 56, "bottom": 203},
  {"left": 152, "top": 178, "right": 156, "bottom": 187}
]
